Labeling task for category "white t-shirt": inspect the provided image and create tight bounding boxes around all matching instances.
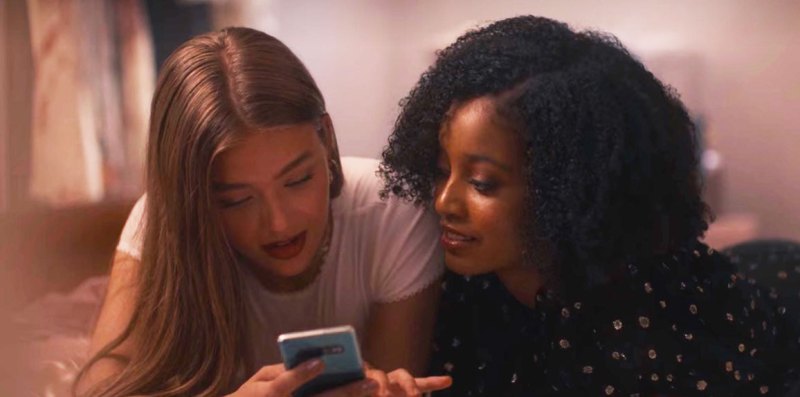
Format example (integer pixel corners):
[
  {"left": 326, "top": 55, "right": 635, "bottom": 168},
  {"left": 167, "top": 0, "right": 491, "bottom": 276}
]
[{"left": 117, "top": 157, "right": 444, "bottom": 366}]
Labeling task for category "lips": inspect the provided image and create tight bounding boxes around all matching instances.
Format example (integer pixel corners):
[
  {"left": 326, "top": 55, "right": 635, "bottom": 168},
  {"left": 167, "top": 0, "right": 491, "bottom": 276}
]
[
  {"left": 440, "top": 225, "right": 477, "bottom": 250},
  {"left": 262, "top": 231, "right": 306, "bottom": 260}
]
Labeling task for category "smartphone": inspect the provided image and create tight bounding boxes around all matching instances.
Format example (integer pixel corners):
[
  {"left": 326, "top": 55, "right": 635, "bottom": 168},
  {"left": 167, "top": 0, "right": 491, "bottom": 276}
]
[{"left": 277, "top": 325, "right": 365, "bottom": 397}]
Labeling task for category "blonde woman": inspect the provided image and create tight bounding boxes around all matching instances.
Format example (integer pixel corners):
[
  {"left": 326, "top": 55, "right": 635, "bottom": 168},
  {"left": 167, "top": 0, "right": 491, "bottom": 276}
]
[{"left": 76, "top": 27, "right": 450, "bottom": 396}]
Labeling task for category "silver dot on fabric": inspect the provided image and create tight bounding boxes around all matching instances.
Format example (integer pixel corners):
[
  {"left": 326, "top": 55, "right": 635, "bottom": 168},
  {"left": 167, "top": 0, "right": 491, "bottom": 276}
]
[
  {"left": 778, "top": 306, "right": 787, "bottom": 315},
  {"left": 778, "top": 270, "right": 789, "bottom": 280},
  {"left": 693, "top": 250, "right": 701, "bottom": 257},
  {"left": 676, "top": 354, "right": 684, "bottom": 363},
  {"left": 659, "top": 300, "right": 667, "bottom": 309},
  {"left": 735, "top": 370, "right": 742, "bottom": 381},
  {"left": 672, "top": 324, "right": 678, "bottom": 332},
  {"left": 725, "top": 361, "right": 734, "bottom": 372},
  {"left": 510, "top": 372, "right": 518, "bottom": 384},
  {"left": 644, "top": 282, "right": 653, "bottom": 293},
  {"left": 477, "top": 361, "right": 487, "bottom": 370},
  {"left": 639, "top": 316, "right": 651, "bottom": 329},
  {"left": 666, "top": 374, "right": 674, "bottom": 382},
  {"left": 605, "top": 385, "right": 615, "bottom": 395},
  {"left": 751, "top": 348, "right": 758, "bottom": 357},
  {"left": 481, "top": 280, "right": 490, "bottom": 289},
  {"left": 680, "top": 282, "right": 687, "bottom": 290},
  {"left": 760, "top": 385, "right": 769, "bottom": 394},
  {"left": 748, "top": 373, "right": 755, "bottom": 381},
  {"left": 444, "top": 362, "right": 454, "bottom": 372},
  {"left": 612, "top": 351, "right": 621, "bottom": 360},
  {"left": 726, "top": 313, "right": 735, "bottom": 322},
  {"left": 583, "top": 365, "right": 594, "bottom": 374},
  {"left": 451, "top": 338, "right": 461, "bottom": 347},
  {"left": 562, "top": 308, "right": 571, "bottom": 318},
  {"left": 697, "top": 380, "right": 708, "bottom": 391},
  {"left": 648, "top": 349, "right": 657, "bottom": 359},
  {"left": 684, "top": 332, "right": 694, "bottom": 341},
  {"left": 697, "top": 286, "right": 705, "bottom": 293},
  {"left": 689, "top": 304, "right": 698, "bottom": 315},
  {"left": 651, "top": 373, "right": 660, "bottom": 382},
  {"left": 574, "top": 301, "right": 583, "bottom": 310},
  {"left": 707, "top": 247, "right": 715, "bottom": 255},
  {"left": 559, "top": 339, "right": 571, "bottom": 349},
  {"left": 613, "top": 319, "right": 623, "bottom": 331},
  {"left": 739, "top": 343, "right": 746, "bottom": 353}
]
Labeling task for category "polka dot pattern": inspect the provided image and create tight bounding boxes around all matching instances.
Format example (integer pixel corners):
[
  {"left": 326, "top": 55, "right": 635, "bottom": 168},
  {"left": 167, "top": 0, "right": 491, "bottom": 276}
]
[{"left": 430, "top": 242, "right": 800, "bottom": 396}]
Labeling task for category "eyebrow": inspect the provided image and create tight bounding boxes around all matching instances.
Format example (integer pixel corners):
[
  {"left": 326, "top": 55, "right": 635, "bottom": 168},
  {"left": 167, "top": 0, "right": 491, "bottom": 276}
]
[
  {"left": 466, "top": 153, "right": 512, "bottom": 172},
  {"left": 212, "top": 151, "right": 314, "bottom": 192}
]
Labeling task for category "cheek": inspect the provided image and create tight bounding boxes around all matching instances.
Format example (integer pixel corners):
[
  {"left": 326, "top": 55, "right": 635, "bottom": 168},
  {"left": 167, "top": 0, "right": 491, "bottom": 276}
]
[
  {"left": 287, "top": 176, "right": 331, "bottom": 223},
  {"left": 473, "top": 194, "right": 525, "bottom": 249},
  {"left": 220, "top": 212, "right": 258, "bottom": 250}
]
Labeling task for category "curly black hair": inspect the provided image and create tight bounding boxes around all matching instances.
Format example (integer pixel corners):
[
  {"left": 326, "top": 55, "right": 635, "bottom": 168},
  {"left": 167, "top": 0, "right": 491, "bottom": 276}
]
[{"left": 380, "top": 15, "right": 711, "bottom": 293}]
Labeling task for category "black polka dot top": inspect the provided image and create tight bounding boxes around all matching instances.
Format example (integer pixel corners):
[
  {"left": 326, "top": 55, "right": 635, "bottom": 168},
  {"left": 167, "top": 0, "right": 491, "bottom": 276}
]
[{"left": 430, "top": 242, "right": 800, "bottom": 396}]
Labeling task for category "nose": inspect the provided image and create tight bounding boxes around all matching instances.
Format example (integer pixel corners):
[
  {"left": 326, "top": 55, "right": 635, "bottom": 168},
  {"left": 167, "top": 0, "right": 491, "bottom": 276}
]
[
  {"left": 434, "top": 176, "right": 466, "bottom": 221},
  {"left": 260, "top": 193, "right": 290, "bottom": 235}
]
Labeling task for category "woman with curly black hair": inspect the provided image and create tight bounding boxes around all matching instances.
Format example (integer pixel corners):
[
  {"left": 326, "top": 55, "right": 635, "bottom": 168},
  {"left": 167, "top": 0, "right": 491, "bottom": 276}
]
[{"left": 381, "top": 15, "right": 800, "bottom": 396}]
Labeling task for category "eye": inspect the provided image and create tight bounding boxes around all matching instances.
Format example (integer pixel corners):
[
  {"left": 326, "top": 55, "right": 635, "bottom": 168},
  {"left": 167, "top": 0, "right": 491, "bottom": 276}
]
[
  {"left": 220, "top": 196, "right": 253, "bottom": 209},
  {"left": 285, "top": 173, "right": 313, "bottom": 188},
  {"left": 469, "top": 179, "right": 497, "bottom": 194}
]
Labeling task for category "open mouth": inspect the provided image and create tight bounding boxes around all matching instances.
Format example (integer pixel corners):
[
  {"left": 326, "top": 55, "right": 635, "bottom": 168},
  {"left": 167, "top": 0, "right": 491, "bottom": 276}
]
[
  {"left": 262, "top": 231, "right": 306, "bottom": 260},
  {"left": 440, "top": 227, "right": 476, "bottom": 250}
]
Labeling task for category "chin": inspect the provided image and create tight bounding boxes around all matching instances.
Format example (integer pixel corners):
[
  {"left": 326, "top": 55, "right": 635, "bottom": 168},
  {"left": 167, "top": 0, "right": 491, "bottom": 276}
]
[{"left": 444, "top": 253, "right": 494, "bottom": 276}]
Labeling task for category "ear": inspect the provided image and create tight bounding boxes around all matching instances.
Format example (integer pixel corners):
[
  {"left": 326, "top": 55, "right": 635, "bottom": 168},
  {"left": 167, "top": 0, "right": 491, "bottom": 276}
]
[{"left": 319, "top": 113, "right": 344, "bottom": 198}]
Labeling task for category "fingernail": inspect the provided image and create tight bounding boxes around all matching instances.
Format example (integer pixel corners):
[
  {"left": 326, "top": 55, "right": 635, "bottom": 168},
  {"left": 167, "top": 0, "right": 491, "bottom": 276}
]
[
  {"left": 304, "top": 359, "right": 322, "bottom": 370},
  {"left": 362, "top": 380, "right": 378, "bottom": 392}
]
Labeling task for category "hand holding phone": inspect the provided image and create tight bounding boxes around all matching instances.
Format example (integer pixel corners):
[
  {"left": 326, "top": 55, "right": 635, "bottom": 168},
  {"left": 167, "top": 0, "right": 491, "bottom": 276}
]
[
  {"left": 278, "top": 325, "right": 366, "bottom": 397},
  {"left": 226, "top": 360, "right": 378, "bottom": 397}
]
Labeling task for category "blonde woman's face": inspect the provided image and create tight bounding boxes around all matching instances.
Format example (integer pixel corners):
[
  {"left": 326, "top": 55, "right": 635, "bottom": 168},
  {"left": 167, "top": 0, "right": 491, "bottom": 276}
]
[{"left": 212, "top": 123, "right": 331, "bottom": 290}]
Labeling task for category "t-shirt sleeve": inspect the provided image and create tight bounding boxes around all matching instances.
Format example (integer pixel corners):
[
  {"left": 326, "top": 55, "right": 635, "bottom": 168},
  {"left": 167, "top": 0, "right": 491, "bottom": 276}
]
[
  {"left": 116, "top": 194, "right": 146, "bottom": 260},
  {"left": 369, "top": 196, "right": 445, "bottom": 303}
]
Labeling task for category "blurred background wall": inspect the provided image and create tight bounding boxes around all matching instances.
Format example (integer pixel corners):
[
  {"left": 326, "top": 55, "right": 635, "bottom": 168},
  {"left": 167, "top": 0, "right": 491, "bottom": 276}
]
[
  {"left": 228, "top": 0, "right": 799, "bottom": 243},
  {"left": 0, "top": 0, "right": 798, "bottom": 304}
]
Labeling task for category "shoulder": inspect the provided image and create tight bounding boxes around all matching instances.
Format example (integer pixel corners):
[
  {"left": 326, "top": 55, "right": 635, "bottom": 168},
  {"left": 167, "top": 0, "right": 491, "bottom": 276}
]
[
  {"left": 334, "top": 157, "right": 384, "bottom": 212},
  {"left": 334, "top": 156, "right": 433, "bottom": 222}
]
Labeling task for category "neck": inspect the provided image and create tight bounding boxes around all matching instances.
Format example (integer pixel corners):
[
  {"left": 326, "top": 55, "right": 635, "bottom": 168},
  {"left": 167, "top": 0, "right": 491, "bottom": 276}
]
[
  {"left": 256, "top": 256, "right": 324, "bottom": 293},
  {"left": 496, "top": 264, "right": 543, "bottom": 308}
]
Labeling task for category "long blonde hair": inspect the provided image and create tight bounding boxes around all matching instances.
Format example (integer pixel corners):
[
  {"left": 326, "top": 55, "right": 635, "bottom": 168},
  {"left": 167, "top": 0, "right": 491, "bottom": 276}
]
[{"left": 76, "top": 27, "right": 343, "bottom": 396}]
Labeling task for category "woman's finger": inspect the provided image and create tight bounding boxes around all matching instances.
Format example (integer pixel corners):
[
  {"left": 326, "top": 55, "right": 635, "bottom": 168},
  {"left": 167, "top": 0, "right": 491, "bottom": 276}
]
[
  {"left": 265, "top": 359, "right": 325, "bottom": 396},
  {"left": 387, "top": 369, "right": 419, "bottom": 396},
  {"left": 414, "top": 376, "right": 452, "bottom": 392},
  {"left": 247, "top": 363, "right": 286, "bottom": 382},
  {"left": 365, "top": 368, "right": 391, "bottom": 396}
]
